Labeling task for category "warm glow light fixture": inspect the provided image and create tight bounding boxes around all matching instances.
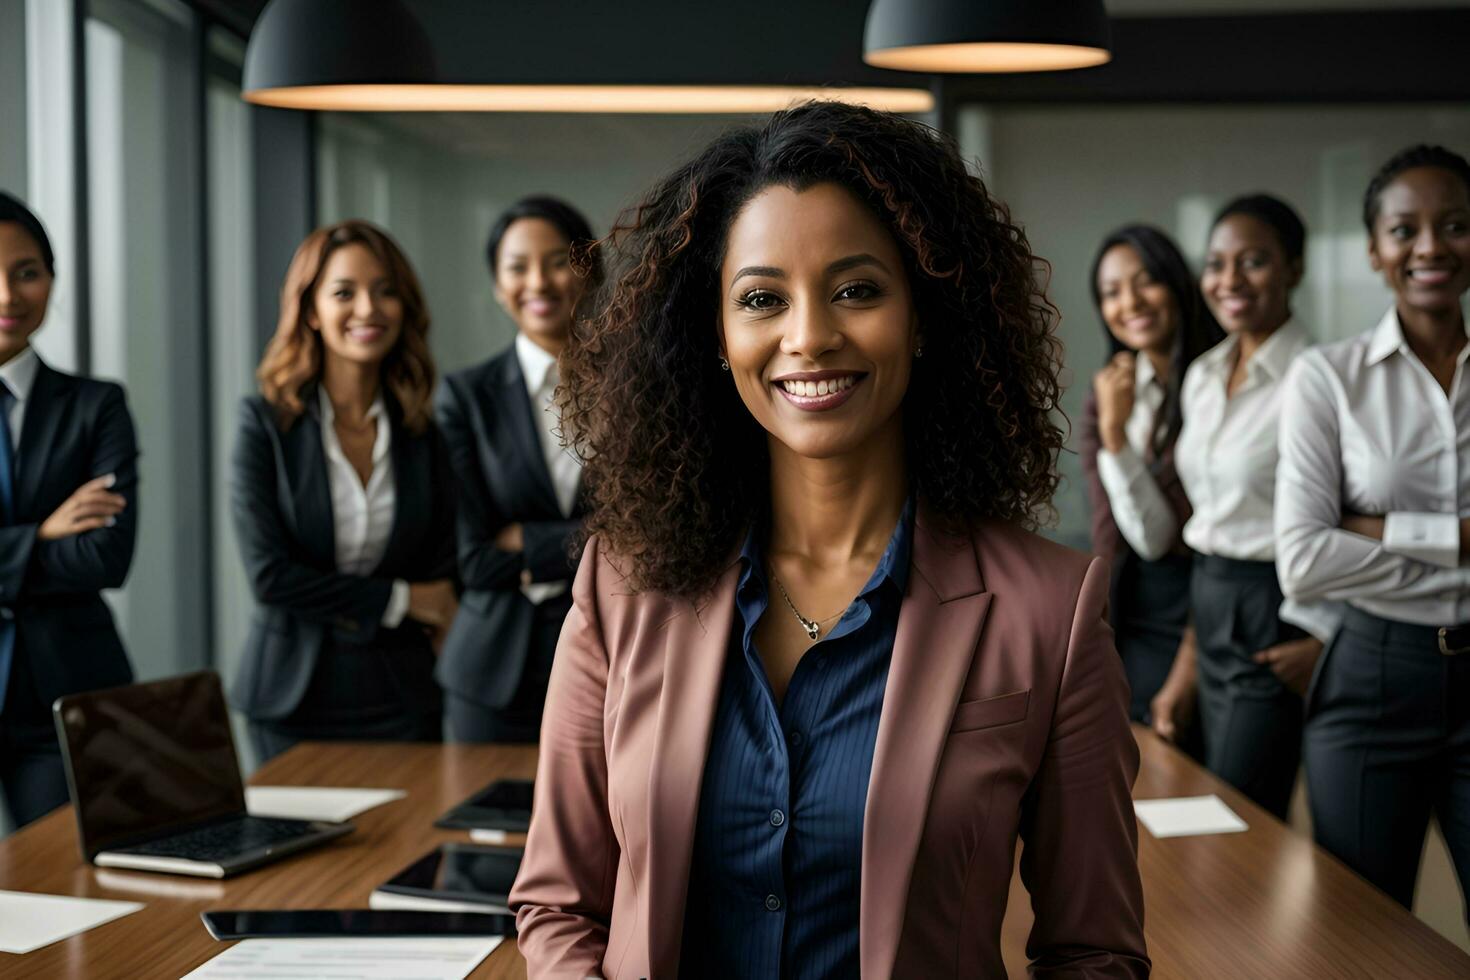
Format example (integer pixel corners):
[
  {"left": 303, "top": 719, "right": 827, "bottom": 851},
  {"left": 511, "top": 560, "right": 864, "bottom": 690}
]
[
  {"left": 243, "top": 0, "right": 934, "bottom": 114},
  {"left": 864, "top": 0, "right": 1112, "bottom": 74}
]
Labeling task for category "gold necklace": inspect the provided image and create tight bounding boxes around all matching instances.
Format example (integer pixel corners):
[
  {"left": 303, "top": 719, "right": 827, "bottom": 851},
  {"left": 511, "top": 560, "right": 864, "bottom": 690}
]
[{"left": 770, "top": 572, "right": 844, "bottom": 640}]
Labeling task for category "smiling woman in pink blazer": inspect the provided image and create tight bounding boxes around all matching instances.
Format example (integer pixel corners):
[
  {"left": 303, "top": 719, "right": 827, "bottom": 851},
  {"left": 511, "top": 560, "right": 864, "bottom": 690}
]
[{"left": 508, "top": 102, "right": 1149, "bottom": 979}]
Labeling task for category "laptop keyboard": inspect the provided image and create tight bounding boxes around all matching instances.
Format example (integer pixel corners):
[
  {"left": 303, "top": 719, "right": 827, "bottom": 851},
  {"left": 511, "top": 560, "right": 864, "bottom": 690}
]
[{"left": 116, "top": 816, "right": 314, "bottom": 860}]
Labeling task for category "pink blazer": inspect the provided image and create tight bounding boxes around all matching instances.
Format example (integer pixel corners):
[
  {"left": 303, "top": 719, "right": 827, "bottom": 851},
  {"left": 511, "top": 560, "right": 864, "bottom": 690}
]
[{"left": 510, "top": 507, "right": 1149, "bottom": 978}]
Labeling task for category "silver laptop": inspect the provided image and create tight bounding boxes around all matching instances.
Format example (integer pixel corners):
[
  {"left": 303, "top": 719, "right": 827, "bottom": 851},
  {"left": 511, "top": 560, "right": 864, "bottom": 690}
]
[{"left": 53, "top": 670, "right": 353, "bottom": 878}]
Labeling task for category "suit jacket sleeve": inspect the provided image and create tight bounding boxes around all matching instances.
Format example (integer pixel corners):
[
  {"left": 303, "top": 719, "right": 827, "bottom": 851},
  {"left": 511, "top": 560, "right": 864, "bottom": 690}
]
[
  {"left": 1079, "top": 392, "right": 1123, "bottom": 568},
  {"left": 0, "top": 383, "right": 139, "bottom": 599},
  {"left": 510, "top": 535, "right": 619, "bottom": 976},
  {"left": 230, "top": 397, "right": 393, "bottom": 637},
  {"left": 1019, "top": 556, "right": 1150, "bottom": 978},
  {"left": 435, "top": 377, "right": 527, "bottom": 592},
  {"left": 522, "top": 517, "right": 583, "bottom": 584}
]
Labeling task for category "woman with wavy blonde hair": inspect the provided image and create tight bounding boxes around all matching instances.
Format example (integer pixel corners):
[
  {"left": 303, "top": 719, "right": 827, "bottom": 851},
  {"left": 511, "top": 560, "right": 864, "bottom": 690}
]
[{"left": 230, "top": 220, "right": 458, "bottom": 762}]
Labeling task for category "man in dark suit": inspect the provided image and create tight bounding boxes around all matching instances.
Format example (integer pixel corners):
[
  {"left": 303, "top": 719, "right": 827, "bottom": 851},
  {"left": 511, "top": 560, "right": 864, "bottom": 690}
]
[{"left": 1, "top": 193, "right": 138, "bottom": 828}]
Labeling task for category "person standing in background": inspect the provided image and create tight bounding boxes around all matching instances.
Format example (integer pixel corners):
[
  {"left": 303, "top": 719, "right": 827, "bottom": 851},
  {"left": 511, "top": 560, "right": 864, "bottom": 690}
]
[
  {"left": 231, "top": 220, "right": 458, "bottom": 764},
  {"left": 0, "top": 191, "right": 138, "bottom": 827},
  {"left": 1177, "top": 194, "right": 1336, "bottom": 819},
  {"left": 1277, "top": 145, "right": 1470, "bottom": 912},
  {"left": 1081, "top": 225, "right": 1223, "bottom": 746},
  {"left": 435, "top": 197, "right": 597, "bottom": 744}
]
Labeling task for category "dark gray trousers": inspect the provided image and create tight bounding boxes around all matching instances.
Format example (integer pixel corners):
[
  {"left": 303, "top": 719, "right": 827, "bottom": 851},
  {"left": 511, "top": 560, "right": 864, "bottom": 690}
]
[
  {"left": 0, "top": 646, "right": 70, "bottom": 829},
  {"left": 1305, "top": 607, "right": 1470, "bottom": 913},
  {"left": 1193, "top": 555, "right": 1304, "bottom": 820}
]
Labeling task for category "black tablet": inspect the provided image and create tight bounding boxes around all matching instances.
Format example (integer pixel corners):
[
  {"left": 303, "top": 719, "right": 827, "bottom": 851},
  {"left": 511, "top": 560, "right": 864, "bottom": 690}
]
[
  {"left": 435, "top": 778, "right": 534, "bottom": 832},
  {"left": 201, "top": 909, "right": 515, "bottom": 940},
  {"left": 374, "top": 842, "right": 524, "bottom": 909}
]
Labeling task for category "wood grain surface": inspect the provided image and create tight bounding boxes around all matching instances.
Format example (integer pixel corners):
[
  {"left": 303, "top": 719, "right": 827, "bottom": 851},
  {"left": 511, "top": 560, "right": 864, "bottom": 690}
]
[{"left": 1, "top": 728, "right": 1466, "bottom": 978}]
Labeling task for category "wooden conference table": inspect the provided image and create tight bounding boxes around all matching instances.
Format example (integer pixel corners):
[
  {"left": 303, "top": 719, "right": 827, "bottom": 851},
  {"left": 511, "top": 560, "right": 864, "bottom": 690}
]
[{"left": 1, "top": 727, "right": 1466, "bottom": 979}]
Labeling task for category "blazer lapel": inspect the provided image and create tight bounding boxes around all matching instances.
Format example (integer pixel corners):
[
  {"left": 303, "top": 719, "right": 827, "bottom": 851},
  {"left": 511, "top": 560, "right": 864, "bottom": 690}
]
[
  {"left": 288, "top": 388, "right": 336, "bottom": 567},
  {"left": 494, "top": 352, "right": 560, "bottom": 508},
  {"left": 644, "top": 557, "right": 741, "bottom": 976},
  {"left": 15, "top": 361, "right": 72, "bottom": 515},
  {"left": 859, "top": 508, "right": 992, "bottom": 979}
]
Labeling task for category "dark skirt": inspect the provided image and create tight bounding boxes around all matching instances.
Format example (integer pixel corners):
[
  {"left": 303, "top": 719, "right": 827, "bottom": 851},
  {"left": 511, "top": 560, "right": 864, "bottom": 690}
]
[
  {"left": 248, "top": 624, "right": 443, "bottom": 764},
  {"left": 1192, "top": 554, "right": 1304, "bottom": 819},
  {"left": 1113, "top": 552, "right": 1192, "bottom": 725}
]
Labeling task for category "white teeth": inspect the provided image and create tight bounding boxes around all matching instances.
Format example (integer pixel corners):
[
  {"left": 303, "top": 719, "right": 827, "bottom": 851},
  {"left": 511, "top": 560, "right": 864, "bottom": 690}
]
[{"left": 780, "top": 376, "right": 857, "bottom": 397}]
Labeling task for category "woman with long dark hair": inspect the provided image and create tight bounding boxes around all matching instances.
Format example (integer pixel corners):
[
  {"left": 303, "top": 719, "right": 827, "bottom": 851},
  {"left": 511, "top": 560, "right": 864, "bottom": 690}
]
[
  {"left": 1081, "top": 225, "right": 1222, "bottom": 743},
  {"left": 1278, "top": 144, "right": 1470, "bottom": 911},
  {"left": 510, "top": 102, "right": 1147, "bottom": 978},
  {"left": 0, "top": 191, "right": 138, "bottom": 828},
  {"left": 231, "top": 220, "right": 458, "bottom": 763},
  {"left": 436, "top": 195, "right": 598, "bottom": 744}
]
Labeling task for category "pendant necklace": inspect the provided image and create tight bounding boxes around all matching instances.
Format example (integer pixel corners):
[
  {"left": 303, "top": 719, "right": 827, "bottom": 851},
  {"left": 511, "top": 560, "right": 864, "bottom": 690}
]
[{"left": 770, "top": 572, "right": 844, "bottom": 640}]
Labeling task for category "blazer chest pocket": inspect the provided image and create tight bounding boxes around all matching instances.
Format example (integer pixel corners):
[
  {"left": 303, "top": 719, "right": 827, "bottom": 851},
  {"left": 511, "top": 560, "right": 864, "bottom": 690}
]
[{"left": 949, "top": 689, "right": 1029, "bottom": 733}]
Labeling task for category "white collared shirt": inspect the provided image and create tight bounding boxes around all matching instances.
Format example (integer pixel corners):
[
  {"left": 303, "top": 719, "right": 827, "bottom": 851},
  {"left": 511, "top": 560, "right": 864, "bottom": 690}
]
[
  {"left": 1276, "top": 306, "right": 1470, "bottom": 627},
  {"left": 1095, "top": 352, "right": 1176, "bottom": 561},
  {"left": 1178, "top": 322, "right": 1310, "bottom": 560},
  {"left": 515, "top": 333, "right": 583, "bottom": 604},
  {"left": 1176, "top": 321, "right": 1341, "bottom": 641},
  {"left": 318, "top": 387, "right": 409, "bottom": 626},
  {"left": 0, "top": 346, "right": 40, "bottom": 452}
]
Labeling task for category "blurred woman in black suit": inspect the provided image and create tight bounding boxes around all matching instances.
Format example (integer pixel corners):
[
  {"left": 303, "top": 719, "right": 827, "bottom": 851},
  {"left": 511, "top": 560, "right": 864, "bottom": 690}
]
[
  {"left": 0, "top": 191, "right": 138, "bottom": 827},
  {"left": 436, "top": 197, "right": 597, "bottom": 743},
  {"left": 231, "top": 220, "right": 458, "bottom": 763}
]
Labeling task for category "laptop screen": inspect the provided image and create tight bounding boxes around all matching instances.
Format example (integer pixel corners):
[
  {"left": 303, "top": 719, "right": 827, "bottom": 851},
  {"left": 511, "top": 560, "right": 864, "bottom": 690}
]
[{"left": 54, "top": 671, "right": 245, "bottom": 858}]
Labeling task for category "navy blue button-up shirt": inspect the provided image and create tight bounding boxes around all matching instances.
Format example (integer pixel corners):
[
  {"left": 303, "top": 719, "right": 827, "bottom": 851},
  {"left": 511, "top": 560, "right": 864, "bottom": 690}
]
[{"left": 680, "top": 499, "right": 913, "bottom": 979}]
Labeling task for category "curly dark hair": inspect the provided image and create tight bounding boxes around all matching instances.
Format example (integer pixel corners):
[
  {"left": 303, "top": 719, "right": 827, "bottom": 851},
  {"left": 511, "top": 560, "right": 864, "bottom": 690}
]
[
  {"left": 560, "top": 101, "right": 1065, "bottom": 598},
  {"left": 1363, "top": 144, "right": 1470, "bottom": 233}
]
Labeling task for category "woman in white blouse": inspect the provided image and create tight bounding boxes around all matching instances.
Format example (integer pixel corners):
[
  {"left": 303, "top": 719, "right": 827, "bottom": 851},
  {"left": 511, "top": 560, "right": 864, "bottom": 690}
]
[
  {"left": 1277, "top": 145, "right": 1470, "bottom": 910},
  {"left": 231, "top": 221, "right": 459, "bottom": 762},
  {"left": 1178, "top": 195, "right": 1332, "bottom": 819},
  {"left": 1081, "top": 225, "right": 1222, "bottom": 743}
]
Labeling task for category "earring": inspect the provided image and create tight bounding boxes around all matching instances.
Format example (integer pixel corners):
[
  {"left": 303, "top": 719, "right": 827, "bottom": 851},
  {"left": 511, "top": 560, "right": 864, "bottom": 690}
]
[
  {"left": 913, "top": 346, "right": 924, "bottom": 359},
  {"left": 718, "top": 356, "right": 730, "bottom": 371}
]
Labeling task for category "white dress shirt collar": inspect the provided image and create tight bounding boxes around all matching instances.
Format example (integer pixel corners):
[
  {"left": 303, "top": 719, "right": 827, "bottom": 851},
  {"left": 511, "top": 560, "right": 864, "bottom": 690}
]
[
  {"left": 1134, "top": 349, "right": 1161, "bottom": 389},
  {"left": 0, "top": 346, "right": 40, "bottom": 403},
  {"left": 515, "top": 332, "right": 559, "bottom": 396},
  {"left": 317, "top": 386, "right": 392, "bottom": 468},
  {"left": 1194, "top": 319, "right": 1306, "bottom": 386},
  {"left": 1366, "top": 305, "right": 1470, "bottom": 369}
]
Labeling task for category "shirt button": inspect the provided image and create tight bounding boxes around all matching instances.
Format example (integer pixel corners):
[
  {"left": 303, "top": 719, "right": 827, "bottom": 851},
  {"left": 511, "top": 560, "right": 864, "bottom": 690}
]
[
  {"left": 765, "top": 894, "right": 782, "bottom": 912},
  {"left": 788, "top": 730, "right": 803, "bottom": 747},
  {"left": 769, "top": 809, "right": 785, "bottom": 827}
]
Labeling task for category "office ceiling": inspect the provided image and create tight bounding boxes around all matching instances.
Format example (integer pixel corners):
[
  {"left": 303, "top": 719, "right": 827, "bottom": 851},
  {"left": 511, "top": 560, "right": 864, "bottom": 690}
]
[{"left": 206, "top": 1, "right": 1470, "bottom": 39}]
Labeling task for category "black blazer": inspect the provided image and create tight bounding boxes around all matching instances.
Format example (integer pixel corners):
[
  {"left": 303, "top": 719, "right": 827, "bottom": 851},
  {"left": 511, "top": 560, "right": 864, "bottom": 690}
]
[
  {"left": 229, "top": 388, "right": 456, "bottom": 721},
  {"left": 0, "top": 358, "right": 137, "bottom": 711},
  {"left": 435, "top": 346, "right": 584, "bottom": 710}
]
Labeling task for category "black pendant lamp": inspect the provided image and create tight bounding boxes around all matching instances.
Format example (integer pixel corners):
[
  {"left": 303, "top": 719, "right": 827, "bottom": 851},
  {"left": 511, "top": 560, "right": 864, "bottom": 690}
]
[
  {"left": 245, "top": 0, "right": 933, "bottom": 114},
  {"left": 244, "top": 0, "right": 438, "bottom": 110},
  {"left": 864, "top": 0, "right": 1111, "bottom": 74}
]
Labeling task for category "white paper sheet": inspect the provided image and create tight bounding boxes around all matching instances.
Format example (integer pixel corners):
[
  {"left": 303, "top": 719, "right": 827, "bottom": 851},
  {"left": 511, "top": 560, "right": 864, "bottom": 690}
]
[
  {"left": 467, "top": 828, "right": 508, "bottom": 845},
  {"left": 181, "top": 937, "right": 503, "bottom": 980},
  {"left": 244, "top": 787, "right": 406, "bottom": 823},
  {"left": 0, "top": 889, "right": 144, "bottom": 954},
  {"left": 1135, "top": 794, "right": 1249, "bottom": 838}
]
